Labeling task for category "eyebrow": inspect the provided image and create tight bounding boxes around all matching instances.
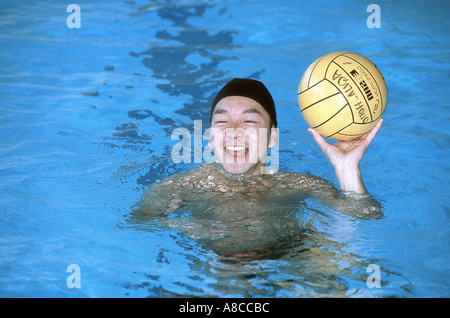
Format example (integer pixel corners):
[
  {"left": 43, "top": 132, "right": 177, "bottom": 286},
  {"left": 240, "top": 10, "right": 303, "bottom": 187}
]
[
  {"left": 213, "top": 109, "right": 228, "bottom": 115},
  {"left": 242, "top": 108, "right": 262, "bottom": 115},
  {"left": 213, "top": 108, "right": 262, "bottom": 115}
]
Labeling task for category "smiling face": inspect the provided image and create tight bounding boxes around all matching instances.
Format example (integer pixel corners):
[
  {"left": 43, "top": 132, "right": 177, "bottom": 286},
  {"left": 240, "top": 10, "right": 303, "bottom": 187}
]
[{"left": 209, "top": 96, "right": 278, "bottom": 176}]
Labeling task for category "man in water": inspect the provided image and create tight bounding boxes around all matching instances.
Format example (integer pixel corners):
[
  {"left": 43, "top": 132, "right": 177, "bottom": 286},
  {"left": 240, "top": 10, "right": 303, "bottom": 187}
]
[{"left": 134, "top": 78, "right": 383, "bottom": 219}]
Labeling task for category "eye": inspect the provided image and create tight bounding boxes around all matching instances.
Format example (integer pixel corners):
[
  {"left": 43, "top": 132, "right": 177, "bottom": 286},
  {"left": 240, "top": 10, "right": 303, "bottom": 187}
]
[{"left": 214, "top": 120, "right": 228, "bottom": 124}]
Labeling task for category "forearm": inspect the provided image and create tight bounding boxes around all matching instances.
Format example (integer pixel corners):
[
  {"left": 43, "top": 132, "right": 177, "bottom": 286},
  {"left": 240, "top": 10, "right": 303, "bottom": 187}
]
[
  {"left": 330, "top": 163, "right": 383, "bottom": 219},
  {"left": 303, "top": 171, "right": 382, "bottom": 220},
  {"left": 334, "top": 162, "right": 366, "bottom": 194}
]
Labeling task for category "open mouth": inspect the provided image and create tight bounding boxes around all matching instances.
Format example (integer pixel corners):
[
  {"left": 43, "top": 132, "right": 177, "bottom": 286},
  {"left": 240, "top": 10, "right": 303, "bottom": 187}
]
[{"left": 224, "top": 145, "right": 248, "bottom": 158}]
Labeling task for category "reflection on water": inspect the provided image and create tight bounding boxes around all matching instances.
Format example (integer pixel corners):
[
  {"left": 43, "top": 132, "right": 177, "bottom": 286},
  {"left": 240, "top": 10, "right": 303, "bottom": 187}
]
[{"left": 131, "top": 2, "right": 240, "bottom": 124}]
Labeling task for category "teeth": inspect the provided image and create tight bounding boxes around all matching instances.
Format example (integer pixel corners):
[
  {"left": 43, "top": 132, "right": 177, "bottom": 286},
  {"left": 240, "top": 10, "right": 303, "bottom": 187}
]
[{"left": 226, "top": 146, "right": 246, "bottom": 152}]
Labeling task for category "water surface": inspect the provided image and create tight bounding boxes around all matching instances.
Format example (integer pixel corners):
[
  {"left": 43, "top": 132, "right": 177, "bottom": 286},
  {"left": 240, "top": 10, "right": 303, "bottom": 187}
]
[{"left": 0, "top": 0, "right": 449, "bottom": 297}]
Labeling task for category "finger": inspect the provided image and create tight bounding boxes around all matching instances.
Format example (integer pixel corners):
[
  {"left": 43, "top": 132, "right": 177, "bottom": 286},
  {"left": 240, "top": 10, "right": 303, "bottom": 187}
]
[{"left": 364, "top": 118, "right": 383, "bottom": 144}]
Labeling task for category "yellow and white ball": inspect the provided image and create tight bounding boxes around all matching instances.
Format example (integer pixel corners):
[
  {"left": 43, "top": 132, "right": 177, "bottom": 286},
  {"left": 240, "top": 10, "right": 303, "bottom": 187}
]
[{"left": 298, "top": 51, "right": 387, "bottom": 141}]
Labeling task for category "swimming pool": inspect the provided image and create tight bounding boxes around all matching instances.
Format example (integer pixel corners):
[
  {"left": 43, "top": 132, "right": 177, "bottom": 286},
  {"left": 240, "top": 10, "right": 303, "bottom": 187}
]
[{"left": 0, "top": 0, "right": 449, "bottom": 298}]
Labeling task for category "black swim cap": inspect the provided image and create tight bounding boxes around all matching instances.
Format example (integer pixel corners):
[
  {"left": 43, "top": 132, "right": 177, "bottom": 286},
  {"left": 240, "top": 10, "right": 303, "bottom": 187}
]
[{"left": 210, "top": 78, "right": 277, "bottom": 127}]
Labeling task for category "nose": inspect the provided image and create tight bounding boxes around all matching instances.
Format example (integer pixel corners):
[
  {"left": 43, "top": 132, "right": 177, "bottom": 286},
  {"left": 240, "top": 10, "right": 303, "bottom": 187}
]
[
  {"left": 230, "top": 119, "right": 243, "bottom": 130},
  {"left": 226, "top": 124, "right": 246, "bottom": 143}
]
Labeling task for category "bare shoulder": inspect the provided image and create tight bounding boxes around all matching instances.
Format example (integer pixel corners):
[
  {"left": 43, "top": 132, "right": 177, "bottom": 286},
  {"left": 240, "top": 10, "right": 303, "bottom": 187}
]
[
  {"left": 142, "top": 164, "right": 221, "bottom": 202},
  {"left": 161, "top": 164, "right": 223, "bottom": 190},
  {"left": 132, "top": 166, "right": 208, "bottom": 216}
]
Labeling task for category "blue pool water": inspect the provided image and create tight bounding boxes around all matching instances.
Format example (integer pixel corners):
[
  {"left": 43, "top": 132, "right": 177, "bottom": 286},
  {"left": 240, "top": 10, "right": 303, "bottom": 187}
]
[{"left": 0, "top": 0, "right": 449, "bottom": 297}]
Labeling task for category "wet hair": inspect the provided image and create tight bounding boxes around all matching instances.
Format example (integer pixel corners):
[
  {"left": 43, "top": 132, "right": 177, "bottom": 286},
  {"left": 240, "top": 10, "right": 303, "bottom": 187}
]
[{"left": 210, "top": 78, "right": 277, "bottom": 128}]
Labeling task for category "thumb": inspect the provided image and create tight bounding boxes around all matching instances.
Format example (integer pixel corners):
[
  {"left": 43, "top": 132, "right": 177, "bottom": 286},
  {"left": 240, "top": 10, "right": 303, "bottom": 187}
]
[{"left": 308, "top": 128, "right": 329, "bottom": 151}]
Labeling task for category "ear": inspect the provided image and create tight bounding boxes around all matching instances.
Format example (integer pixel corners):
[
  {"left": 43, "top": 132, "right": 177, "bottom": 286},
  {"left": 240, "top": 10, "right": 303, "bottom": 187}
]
[{"left": 268, "top": 127, "right": 278, "bottom": 149}]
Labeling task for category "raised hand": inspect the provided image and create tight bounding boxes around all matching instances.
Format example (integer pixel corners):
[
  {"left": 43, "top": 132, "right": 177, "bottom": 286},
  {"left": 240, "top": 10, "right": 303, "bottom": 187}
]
[{"left": 308, "top": 119, "right": 383, "bottom": 193}]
